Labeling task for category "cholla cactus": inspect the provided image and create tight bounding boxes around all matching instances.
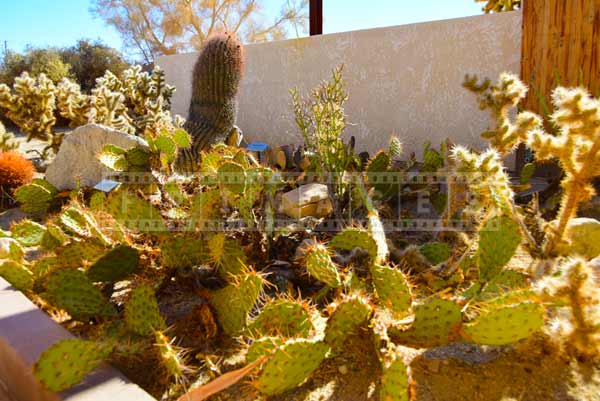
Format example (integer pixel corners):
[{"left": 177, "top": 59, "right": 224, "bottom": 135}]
[
  {"left": 463, "top": 73, "right": 541, "bottom": 156},
  {"left": 0, "top": 122, "right": 19, "bottom": 152},
  {"left": 55, "top": 78, "right": 91, "bottom": 127},
  {"left": 0, "top": 72, "right": 57, "bottom": 143},
  {"left": 537, "top": 259, "right": 600, "bottom": 359},
  {"left": 527, "top": 88, "right": 600, "bottom": 255}
]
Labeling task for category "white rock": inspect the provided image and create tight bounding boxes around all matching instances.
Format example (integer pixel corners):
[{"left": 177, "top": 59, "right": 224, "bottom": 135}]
[
  {"left": 45, "top": 124, "right": 148, "bottom": 190},
  {"left": 280, "top": 183, "right": 332, "bottom": 219}
]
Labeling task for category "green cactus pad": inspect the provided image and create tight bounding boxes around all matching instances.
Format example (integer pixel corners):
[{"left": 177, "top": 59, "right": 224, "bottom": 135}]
[
  {"left": 14, "top": 181, "right": 55, "bottom": 213},
  {"left": 390, "top": 297, "right": 462, "bottom": 348},
  {"left": 153, "top": 134, "right": 177, "bottom": 164},
  {"left": 46, "top": 269, "right": 115, "bottom": 320},
  {"left": 107, "top": 191, "right": 166, "bottom": 232},
  {"left": 255, "top": 339, "right": 329, "bottom": 396},
  {"left": 370, "top": 264, "right": 411, "bottom": 318},
  {"left": 246, "top": 336, "right": 284, "bottom": 363},
  {"left": 56, "top": 239, "right": 106, "bottom": 268},
  {"left": 87, "top": 245, "right": 139, "bottom": 282},
  {"left": 40, "top": 223, "right": 69, "bottom": 251},
  {"left": 554, "top": 217, "right": 600, "bottom": 259},
  {"left": 0, "top": 237, "right": 25, "bottom": 261},
  {"left": 324, "top": 294, "right": 373, "bottom": 349},
  {"left": 367, "top": 150, "right": 391, "bottom": 172},
  {"left": 211, "top": 271, "right": 263, "bottom": 335},
  {"left": 330, "top": 228, "right": 378, "bottom": 261},
  {"left": 89, "top": 192, "right": 107, "bottom": 211},
  {"left": 125, "top": 146, "right": 151, "bottom": 167},
  {"left": 380, "top": 352, "right": 410, "bottom": 401},
  {"left": 462, "top": 301, "right": 544, "bottom": 345},
  {"left": 248, "top": 299, "right": 314, "bottom": 338},
  {"left": 303, "top": 243, "right": 342, "bottom": 288},
  {"left": 160, "top": 235, "right": 207, "bottom": 269},
  {"left": 0, "top": 260, "right": 33, "bottom": 291},
  {"left": 208, "top": 233, "right": 247, "bottom": 279},
  {"left": 419, "top": 242, "right": 452, "bottom": 265},
  {"left": 218, "top": 161, "right": 246, "bottom": 195},
  {"left": 34, "top": 339, "right": 113, "bottom": 392},
  {"left": 125, "top": 285, "right": 166, "bottom": 336},
  {"left": 10, "top": 219, "right": 47, "bottom": 247},
  {"left": 60, "top": 207, "right": 93, "bottom": 237},
  {"left": 30, "top": 256, "right": 59, "bottom": 279},
  {"left": 478, "top": 215, "right": 521, "bottom": 281},
  {"left": 98, "top": 145, "right": 128, "bottom": 171},
  {"left": 172, "top": 129, "right": 192, "bottom": 148}
]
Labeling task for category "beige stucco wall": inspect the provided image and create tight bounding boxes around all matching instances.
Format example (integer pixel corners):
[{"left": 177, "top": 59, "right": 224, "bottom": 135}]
[{"left": 157, "top": 11, "right": 521, "bottom": 158}]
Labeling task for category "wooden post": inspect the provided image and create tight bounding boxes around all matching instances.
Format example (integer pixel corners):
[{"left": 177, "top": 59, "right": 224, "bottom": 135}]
[
  {"left": 517, "top": 0, "right": 600, "bottom": 172},
  {"left": 310, "top": 0, "right": 323, "bottom": 36}
]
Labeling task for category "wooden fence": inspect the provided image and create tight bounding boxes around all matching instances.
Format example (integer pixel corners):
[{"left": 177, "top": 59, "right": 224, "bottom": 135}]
[{"left": 518, "top": 0, "right": 600, "bottom": 170}]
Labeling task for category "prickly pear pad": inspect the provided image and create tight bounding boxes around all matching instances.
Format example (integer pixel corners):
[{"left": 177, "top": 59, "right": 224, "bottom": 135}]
[
  {"left": 46, "top": 269, "right": 115, "bottom": 320},
  {"left": 0, "top": 260, "right": 33, "bottom": 291},
  {"left": 463, "top": 301, "right": 544, "bottom": 345},
  {"left": 370, "top": 264, "right": 411, "bottom": 318},
  {"left": 211, "top": 272, "right": 263, "bottom": 335},
  {"left": 390, "top": 297, "right": 462, "bottom": 348},
  {"left": 10, "top": 219, "right": 47, "bottom": 246},
  {"left": 478, "top": 215, "right": 522, "bottom": 281},
  {"left": 125, "top": 285, "right": 166, "bottom": 336},
  {"left": 380, "top": 351, "right": 410, "bottom": 401},
  {"left": 324, "top": 294, "right": 373, "bottom": 349},
  {"left": 419, "top": 242, "right": 452, "bottom": 265},
  {"left": 255, "top": 339, "right": 329, "bottom": 395},
  {"left": 248, "top": 299, "right": 314, "bottom": 338},
  {"left": 87, "top": 245, "right": 139, "bottom": 282},
  {"left": 330, "top": 228, "right": 378, "bottom": 261},
  {"left": 34, "top": 339, "right": 113, "bottom": 392},
  {"left": 246, "top": 336, "right": 284, "bottom": 363},
  {"left": 304, "top": 243, "right": 342, "bottom": 288}
]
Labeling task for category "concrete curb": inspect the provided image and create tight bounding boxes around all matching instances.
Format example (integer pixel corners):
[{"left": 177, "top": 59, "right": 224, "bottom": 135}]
[{"left": 0, "top": 277, "right": 155, "bottom": 401}]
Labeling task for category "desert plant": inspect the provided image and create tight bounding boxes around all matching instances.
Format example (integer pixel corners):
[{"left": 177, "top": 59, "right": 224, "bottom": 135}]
[
  {"left": 291, "top": 65, "right": 359, "bottom": 198},
  {"left": 0, "top": 151, "right": 34, "bottom": 191},
  {"left": 175, "top": 32, "right": 244, "bottom": 173}
]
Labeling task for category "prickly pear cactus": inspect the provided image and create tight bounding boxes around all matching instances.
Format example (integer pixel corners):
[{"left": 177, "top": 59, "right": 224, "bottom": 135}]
[
  {"left": 419, "top": 242, "right": 452, "bottom": 265},
  {"left": 154, "top": 331, "right": 187, "bottom": 381},
  {"left": 254, "top": 339, "right": 330, "bottom": 396},
  {"left": 248, "top": 299, "right": 314, "bottom": 338},
  {"left": 14, "top": 179, "right": 57, "bottom": 214},
  {"left": 370, "top": 264, "right": 411, "bottom": 318},
  {"left": 107, "top": 190, "right": 166, "bottom": 232},
  {"left": 0, "top": 237, "right": 25, "bottom": 260},
  {"left": 324, "top": 294, "right": 373, "bottom": 349},
  {"left": 46, "top": 269, "right": 115, "bottom": 320},
  {"left": 55, "top": 239, "right": 106, "bottom": 268},
  {"left": 478, "top": 215, "right": 521, "bottom": 280},
  {"left": 380, "top": 350, "right": 410, "bottom": 401},
  {"left": 208, "top": 233, "right": 247, "bottom": 279},
  {"left": 87, "top": 245, "right": 139, "bottom": 282},
  {"left": 390, "top": 297, "right": 462, "bottom": 348},
  {"left": 330, "top": 228, "right": 378, "bottom": 261},
  {"left": 10, "top": 219, "right": 47, "bottom": 247},
  {"left": 211, "top": 271, "right": 263, "bottom": 335},
  {"left": 246, "top": 336, "right": 284, "bottom": 363},
  {"left": 0, "top": 260, "right": 33, "bottom": 291},
  {"left": 34, "top": 339, "right": 113, "bottom": 392},
  {"left": 303, "top": 243, "right": 342, "bottom": 288},
  {"left": 124, "top": 285, "right": 166, "bottom": 336},
  {"left": 40, "top": 223, "right": 69, "bottom": 251},
  {"left": 160, "top": 235, "right": 206, "bottom": 269},
  {"left": 463, "top": 301, "right": 544, "bottom": 345}
]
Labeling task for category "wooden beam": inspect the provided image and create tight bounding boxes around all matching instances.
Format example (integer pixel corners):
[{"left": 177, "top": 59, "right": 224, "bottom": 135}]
[{"left": 310, "top": 0, "right": 323, "bottom": 36}]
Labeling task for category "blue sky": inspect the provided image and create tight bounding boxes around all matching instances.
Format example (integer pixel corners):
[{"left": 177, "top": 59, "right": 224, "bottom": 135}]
[{"left": 0, "top": 1, "right": 485, "bottom": 58}]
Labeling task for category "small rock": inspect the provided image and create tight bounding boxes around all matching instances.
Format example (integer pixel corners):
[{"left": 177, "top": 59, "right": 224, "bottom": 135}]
[
  {"left": 552, "top": 217, "right": 600, "bottom": 259},
  {"left": 338, "top": 364, "right": 349, "bottom": 375},
  {"left": 45, "top": 124, "right": 149, "bottom": 190},
  {"left": 280, "top": 183, "right": 333, "bottom": 219}
]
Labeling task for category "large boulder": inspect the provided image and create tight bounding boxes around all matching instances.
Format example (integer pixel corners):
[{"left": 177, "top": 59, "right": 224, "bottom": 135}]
[{"left": 45, "top": 124, "right": 148, "bottom": 190}]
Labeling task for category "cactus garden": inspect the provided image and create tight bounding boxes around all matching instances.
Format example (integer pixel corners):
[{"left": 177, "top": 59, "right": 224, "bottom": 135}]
[{"left": 1, "top": 6, "right": 600, "bottom": 401}]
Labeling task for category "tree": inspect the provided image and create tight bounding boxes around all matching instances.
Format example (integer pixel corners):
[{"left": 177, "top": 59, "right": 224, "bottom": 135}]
[
  {"left": 0, "top": 47, "right": 72, "bottom": 85},
  {"left": 61, "top": 40, "right": 130, "bottom": 92},
  {"left": 475, "top": 0, "right": 521, "bottom": 13},
  {"left": 90, "top": 0, "right": 308, "bottom": 63}
]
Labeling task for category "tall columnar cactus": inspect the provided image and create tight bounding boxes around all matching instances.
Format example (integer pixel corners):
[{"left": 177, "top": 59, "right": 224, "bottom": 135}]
[{"left": 175, "top": 32, "right": 244, "bottom": 172}]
